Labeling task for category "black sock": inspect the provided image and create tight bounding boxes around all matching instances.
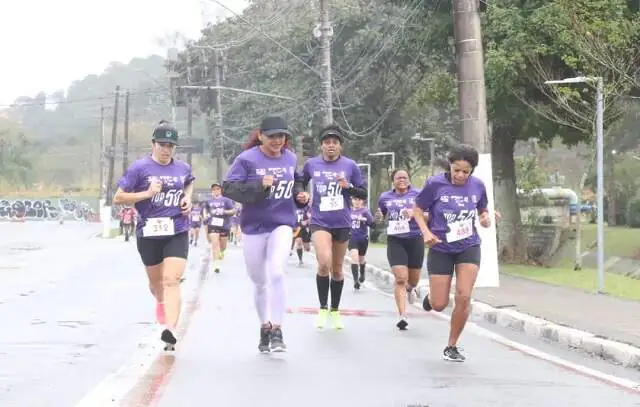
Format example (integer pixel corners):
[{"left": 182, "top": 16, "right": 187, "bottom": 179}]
[
  {"left": 330, "top": 278, "right": 345, "bottom": 311},
  {"left": 351, "top": 264, "right": 359, "bottom": 281},
  {"left": 316, "top": 275, "right": 330, "bottom": 309},
  {"left": 291, "top": 239, "right": 295, "bottom": 251},
  {"left": 296, "top": 248, "right": 303, "bottom": 261},
  {"left": 359, "top": 263, "right": 366, "bottom": 275}
]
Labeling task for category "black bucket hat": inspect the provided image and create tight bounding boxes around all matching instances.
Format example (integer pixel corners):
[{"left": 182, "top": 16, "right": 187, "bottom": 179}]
[
  {"left": 260, "top": 116, "right": 292, "bottom": 137},
  {"left": 319, "top": 125, "right": 345, "bottom": 144}
]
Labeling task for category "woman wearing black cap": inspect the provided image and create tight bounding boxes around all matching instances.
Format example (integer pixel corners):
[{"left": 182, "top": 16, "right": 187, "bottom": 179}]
[
  {"left": 113, "top": 120, "right": 195, "bottom": 350},
  {"left": 296, "top": 125, "right": 367, "bottom": 330}
]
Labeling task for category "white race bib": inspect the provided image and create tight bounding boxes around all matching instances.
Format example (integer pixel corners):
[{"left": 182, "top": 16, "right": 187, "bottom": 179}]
[
  {"left": 191, "top": 214, "right": 200, "bottom": 222},
  {"left": 446, "top": 219, "right": 473, "bottom": 243},
  {"left": 387, "top": 220, "right": 410, "bottom": 235},
  {"left": 319, "top": 196, "right": 344, "bottom": 212},
  {"left": 211, "top": 217, "right": 224, "bottom": 227},
  {"left": 142, "top": 217, "right": 175, "bottom": 237}
]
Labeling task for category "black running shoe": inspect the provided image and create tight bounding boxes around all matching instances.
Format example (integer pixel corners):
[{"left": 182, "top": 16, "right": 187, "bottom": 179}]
[
  {"left": 422, "top": 293, "right": 432, "bottom": 311},
  {"left": 161, "top": 329, "right": 177, "bottom": 351},
  {"left": 354, "top": 281, "right": 361, "bottom": 290},
  {"left": 396, "top": 317, "right": 408, "bottom": 331},
  {"left": 270, "top": 327, "right": 287, "bottom": 352},
  {"left": 443, "top": 346, "right": 465, "bottom": 362},
  {"left": 259, "top": 325, "right": 271, "bottom": 353}
]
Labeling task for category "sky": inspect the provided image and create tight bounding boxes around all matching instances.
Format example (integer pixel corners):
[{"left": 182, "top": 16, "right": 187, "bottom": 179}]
[{"left": 0, "top": 0, "right": 248, "bottom": 106}]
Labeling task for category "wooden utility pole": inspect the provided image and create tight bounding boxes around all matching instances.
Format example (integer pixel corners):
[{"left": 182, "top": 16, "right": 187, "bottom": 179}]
[
  {"left": 187, "top": 103, "right": 194, "bottom": 166},
  {"left": 106, "top": 86, "right": 120, "bottom": 206},
  {"left": 122, "top": 91, "right": 130, "bottom": 176}
]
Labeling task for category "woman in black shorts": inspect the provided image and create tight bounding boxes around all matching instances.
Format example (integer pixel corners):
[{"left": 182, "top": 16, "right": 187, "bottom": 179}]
[
  {"left": 413, "top": 144, "right": 493, "bottom": 362},
  {"left": 114, "top": 121, "right": 194, "bottom": 350},
  {"left": 375, "top": 169, "right": 423, "bottom": 330},
  {"left": 348, "top": 196, "right": 374, "bottom": 290}
]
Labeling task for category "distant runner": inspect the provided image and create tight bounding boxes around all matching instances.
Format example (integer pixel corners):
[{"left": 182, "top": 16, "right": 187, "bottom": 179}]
[
  {"left": 189, "top": 199, "right": 203, "bottom": 246},
  {"left": 203, "top": 182, "right": 236, "bottom": 273},
  {"left": 348, "top": 196, "right": 374, "bottom": 290}
]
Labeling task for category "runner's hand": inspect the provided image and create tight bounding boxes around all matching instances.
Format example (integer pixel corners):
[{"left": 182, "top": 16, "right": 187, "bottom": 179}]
[
  {"left": 147, "top": 178, "right": 162, "bottom": 198},
  {"left": 401, "top": 208, "right": 414, "bottom": 218},
  {"left": 375, "top": 208, "right": 383, "bottom": 222},
  {"left": 423, "top": 231, "right": 441, "bottom": 248},
  {"left": 479, "top": 211, "right": 491, "bottom": 228},
  {"left": 336, "top": 176, "right": 349, "bottom": 189},
  {"left": 262, "top": 175, "right": 274, "bottom": 188},
  {"left": 180, "top": 196, "right": 192, "bottom": 215},
  {"left": 296, "top": 192, "right": 310, "bottom": 204}
]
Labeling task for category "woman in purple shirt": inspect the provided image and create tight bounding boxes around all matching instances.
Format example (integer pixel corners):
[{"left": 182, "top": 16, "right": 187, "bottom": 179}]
[
  {"left": 413, "top": 144, "right": 493, "bottom": 362},
  {"left": 113, "top": 121, "right": 195, "bottom": 351},
  {"left": 376, "top": 169, "right": 423, "bottom": 330},
  {"left": 223, "top": 117, "right": 308, "bottom": 353},
  {"left": 348, "top": 196, "right": 374, "bottom": 290}
]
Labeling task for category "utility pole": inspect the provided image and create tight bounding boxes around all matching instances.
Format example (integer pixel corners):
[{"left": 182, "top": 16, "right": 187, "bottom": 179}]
[
  {"left": 106, "top": 86, "right": 120, "bottom": 206},
  {"left": 213, "top": 49, "right": 224, "bottom": 181},
  {"left": 99, "top": 105, "right": 105, "bottom": 200},
  {"left": 318, "top": 0, "right": 334, "bottom": 125},
  {"left": 452, "top": 0, "right": 488, "bottom": 152},
  {"left": 187, "top": 103, "right": 193, "bottom": 166},
  {"left": 122, "top": 91, "right": 130, "bottom": 176}
]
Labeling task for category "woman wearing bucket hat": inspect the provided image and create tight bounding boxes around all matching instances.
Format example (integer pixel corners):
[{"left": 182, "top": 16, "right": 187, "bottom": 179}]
[
  {"left": 113, "top": 120, "right": 195, "bottom": 351},
  {"left": 223, "top": 116, "right": 308, "bottom": 353}
]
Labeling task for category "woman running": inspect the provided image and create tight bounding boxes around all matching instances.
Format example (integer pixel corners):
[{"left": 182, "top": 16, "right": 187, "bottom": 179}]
[
  {"left": 113, "top": 120, "right": 194, "bottom": 350},
  {"left": 203, "top": 182, "right": 236, "bottom": 273},
  {"left": 297, "top": 125, "right": 367, "bottom": 330},
  {"left": 222, "top": 117, "right": 307, "bottom": 353},
  {"left": 413, "top": 144, "right": 492, "bottom": 362},
  {"left": 230, "top": 202, "right": 242, "bottom": 245},
  {"left": 376, "top": 169, "right": 423, "bottom": 330},
  {"left": 189, "top": 199, "right": 203, "bottom": 246},
  {"left": 291, "top": 205, "right": 312, "bottom": 266},
  {"left": 349, "top": 196, "right": 374, "bottom": 290}
]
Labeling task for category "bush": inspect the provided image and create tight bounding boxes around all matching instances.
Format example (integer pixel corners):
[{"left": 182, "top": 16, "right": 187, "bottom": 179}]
[{"left": 626, "top": 193, "right": 640, "bottom": 228}]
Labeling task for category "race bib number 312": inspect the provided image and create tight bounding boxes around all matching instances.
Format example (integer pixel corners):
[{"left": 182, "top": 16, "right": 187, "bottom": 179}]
[{"left": 143, "top": 217, "right": 175, "bottom": 237}]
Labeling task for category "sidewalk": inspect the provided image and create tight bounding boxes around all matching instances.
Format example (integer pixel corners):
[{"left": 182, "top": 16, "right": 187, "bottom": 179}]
[{"left": 359, "top": 246, "right": 640, "bottom": 367}]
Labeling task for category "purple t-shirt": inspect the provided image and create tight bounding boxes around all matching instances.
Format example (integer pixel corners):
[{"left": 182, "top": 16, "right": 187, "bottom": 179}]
[
  {"left": 300, "top": 155, "right": 364, "bottom": 229},
  {"left": 296, "top": 206, "right": 311, "bottom": 226},
  {"left": 204, "top": 196, "right": 234, "bottom": 230},
  {"left": 414, "top": 173, "right": 488, "bottom": 253},
  {"left": 190, "top": 207, "right": 203, "bottom": 225},
  {"left": 224, "top": 146, "right": 298, "bottom": 235},
  {"left": 350, "top": 207, "right": 374, "bottom": 241},
  {"left": 118, "top": 155, "right": 195, "bottom": 238},
  {"left": 378, "top": 187, "right": 422, "bottom": 239}
]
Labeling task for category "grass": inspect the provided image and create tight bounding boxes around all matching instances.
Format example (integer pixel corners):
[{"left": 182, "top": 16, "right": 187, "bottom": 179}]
[
  {"left": 575, "top": 224, "right": 639, "bottom": 259},
  {"left": 500, "top": 264, "right": 640, "bottom": 301}
]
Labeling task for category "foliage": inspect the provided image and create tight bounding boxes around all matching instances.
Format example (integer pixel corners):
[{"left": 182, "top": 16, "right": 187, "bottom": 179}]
[
  {"left": 625, "top": 192, "right": 640, "bottom": 228},
  {"left": 0, "top": 119, "right": 33, "bottom": 187}
]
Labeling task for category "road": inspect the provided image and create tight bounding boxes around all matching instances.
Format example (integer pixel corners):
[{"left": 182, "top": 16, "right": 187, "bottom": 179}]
[{"left": 0, "top": 223, "right": 639, "bottom": 406}]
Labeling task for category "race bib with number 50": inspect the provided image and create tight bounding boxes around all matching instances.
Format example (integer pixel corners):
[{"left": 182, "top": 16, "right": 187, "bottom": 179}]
[{"left": 142, "top": 217, "right": 175, "bottom": 237}]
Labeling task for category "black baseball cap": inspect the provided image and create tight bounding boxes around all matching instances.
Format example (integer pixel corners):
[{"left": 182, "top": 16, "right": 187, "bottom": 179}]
[
  {"left": 152, "top": 121, "right": 179, "bottom": 145},
  {"left": 260, "top": 116, "right": 291, "bottom": 137},
  {"left": 319, "top": 125, "right": 344, "bottom": 143}
]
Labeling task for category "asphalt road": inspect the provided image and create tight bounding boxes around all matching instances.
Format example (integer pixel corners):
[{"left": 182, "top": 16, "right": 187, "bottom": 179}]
[{"left": 1, "top": 223, "right": 639, "bottom": 407}]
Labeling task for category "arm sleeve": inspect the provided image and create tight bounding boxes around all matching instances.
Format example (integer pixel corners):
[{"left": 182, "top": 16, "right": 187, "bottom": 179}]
[
  {"left": 345, "top": 162, "right": 367, "bottom": 199},
  {"left": 222, "top": 156, "right": 269, "bottom": 204},
  {"left": 415, "top": 179, "right": 437, "bottom": 211}
]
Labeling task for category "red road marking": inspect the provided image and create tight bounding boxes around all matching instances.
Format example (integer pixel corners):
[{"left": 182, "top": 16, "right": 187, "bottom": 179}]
[
  {"left": 286, "top": 307, "right": 431, "bottom": 318},
  {"left": 120, "top": 269, "right": 208, "bottom": 407}
]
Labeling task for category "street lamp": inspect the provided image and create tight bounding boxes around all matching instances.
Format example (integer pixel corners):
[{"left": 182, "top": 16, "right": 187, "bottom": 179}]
[
  {"left": 368, "top": 152, "right": 395, "bottom": 170},
  {"left": 413, "top": 134, "right": 435, "bottom": 176},
  {"left": 545, "top": 76, "right": 605, "bottom": 293}
]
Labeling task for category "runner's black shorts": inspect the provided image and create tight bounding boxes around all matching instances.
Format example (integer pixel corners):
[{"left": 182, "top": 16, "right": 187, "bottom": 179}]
[
  {"left": 309, "top": 224, "right": 351, "bottom": 243},
  {"left": 298, "top": 226, "right": 311, "bottom": 243},
  {"left": 207, "top": 225, "right": 229, "bottom": 237},
  {"left": 137, "top": 232, "right": 189, "bottom": 267},
  {"left": 348, "top": 238, "right": 369, "bottom": 256},
  {"left": 386, "top": 235, "right": 425, "bottom": 269},
  {"left": 426, "top": 245, "right": 481, "bottom": 275}
]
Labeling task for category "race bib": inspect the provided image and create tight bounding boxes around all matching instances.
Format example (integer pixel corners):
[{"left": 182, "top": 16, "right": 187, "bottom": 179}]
[
  {"left": 142, "top": 217, "right": 174, "bottom": 237},
  {"left": 319, "top": 196, "right": 344, "bottom": 212},
  {"left": 446, "top": 219, "right": 473, "bottom": 243},
  {"left": 211, "top": 217, "right": 224, "bottom": 227},
  {"left": 191, "top": 214, "right": 200, "bottom": 222},
  {"left": 387, "top": 220, "right": 410, "bottom": 235}
]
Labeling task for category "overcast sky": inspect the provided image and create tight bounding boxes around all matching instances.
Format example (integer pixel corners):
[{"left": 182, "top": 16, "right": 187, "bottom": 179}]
[{"left": 0, "top": 0, "right": 247, "bottom": 106}]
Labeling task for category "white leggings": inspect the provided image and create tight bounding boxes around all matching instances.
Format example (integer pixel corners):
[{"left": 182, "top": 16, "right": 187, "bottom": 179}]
[{"left": 242, "top": 225, "right": 293, "bottom": 326}]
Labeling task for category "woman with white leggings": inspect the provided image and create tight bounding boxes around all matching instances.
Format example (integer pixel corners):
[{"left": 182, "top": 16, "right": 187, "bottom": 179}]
[{"left": 222, "top": 117, "right": 308, "bottom": 353}]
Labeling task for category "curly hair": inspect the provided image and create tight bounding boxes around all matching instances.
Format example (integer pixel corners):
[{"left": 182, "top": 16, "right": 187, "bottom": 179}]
[
  {"left": 242, "top": 128, "right": 291, "bottom": 150},
  {"left": 447, "top": 144, "right": 479, "bottom": 168}
]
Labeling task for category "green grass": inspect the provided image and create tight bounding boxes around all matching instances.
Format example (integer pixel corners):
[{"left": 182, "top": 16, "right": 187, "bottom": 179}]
[
  {"left": 575, "top": 224, "right": 640, "bottom": 258},
  {"left": 500, "top": 264, "right": 640, "bottom": 301}
]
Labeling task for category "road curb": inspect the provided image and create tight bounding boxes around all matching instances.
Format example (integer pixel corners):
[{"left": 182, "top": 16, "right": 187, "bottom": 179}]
[{"left": 344, "top": 257, "right": 640, "bottom": 369}]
